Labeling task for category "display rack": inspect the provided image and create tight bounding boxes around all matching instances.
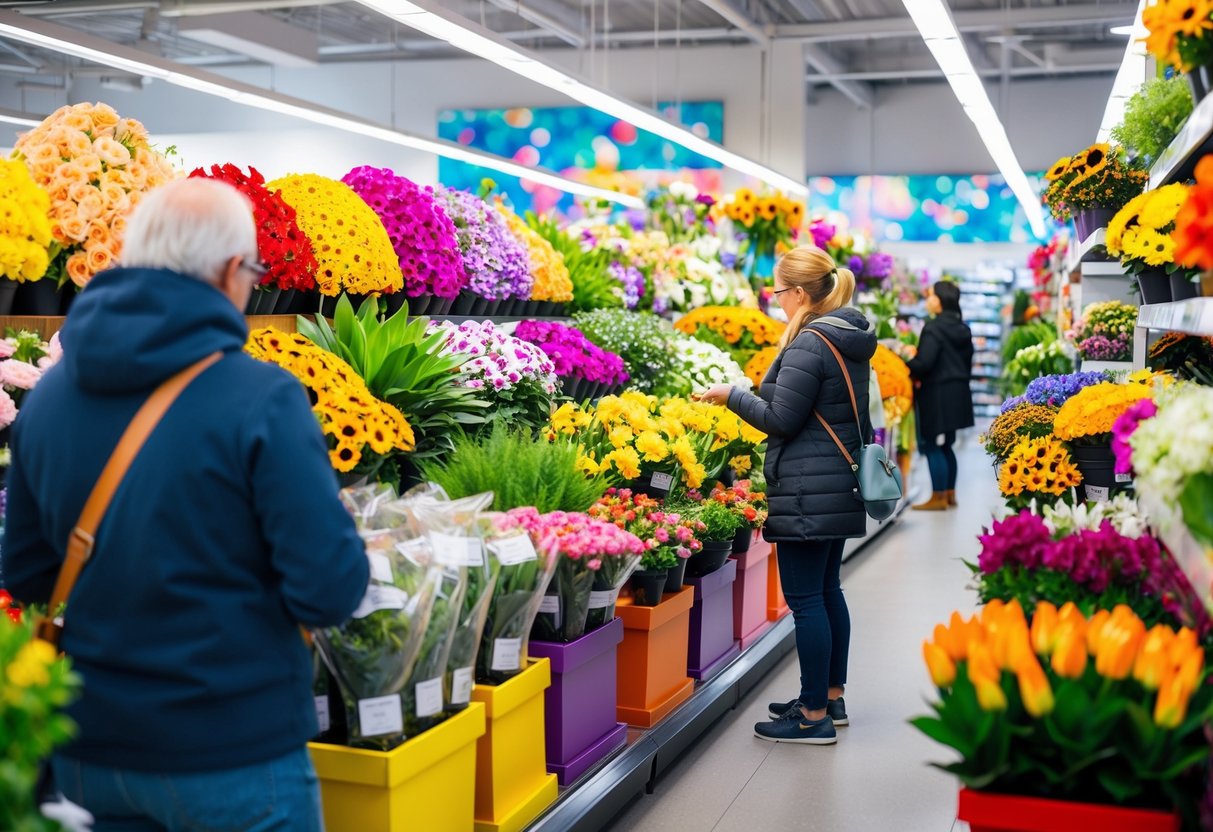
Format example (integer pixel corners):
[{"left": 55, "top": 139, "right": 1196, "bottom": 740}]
[
  {"left": 956, "top": 266, "right": 1015, "bottom": 419},
  {"left": 1064, "top": 228, "right": 1109, "bottom": 277},
  {"left": 1149, "top": 90, "right": 1213, "bottom": 190},
  {"left": 1133, "top": 297, "right": 1213, "bottom": 368}
]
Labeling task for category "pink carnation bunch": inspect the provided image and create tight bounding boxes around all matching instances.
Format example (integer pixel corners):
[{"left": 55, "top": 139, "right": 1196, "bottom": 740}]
[{"left": 505, "top": 507, "right": 644, "bottom": 565}]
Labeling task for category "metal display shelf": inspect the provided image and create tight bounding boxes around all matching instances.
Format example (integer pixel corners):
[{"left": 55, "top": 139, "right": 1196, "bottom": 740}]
[
  {"left": 1133, "top": 297, "right": 1213, "bottom": 368},
  {"left": 525, "top": 504, "right": 906, "bottom": 832},
  {"left": 1065, "top": 228, "right": 1111, "bottom": 276},
  {"left": 1150, "top": 92, "right": 1213, "bottom": 190}
]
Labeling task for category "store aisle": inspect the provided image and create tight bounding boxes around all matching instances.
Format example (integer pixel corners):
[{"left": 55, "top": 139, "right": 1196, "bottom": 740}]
[{"left": 606, "top": 437, "right": 996, "bottom": 832}]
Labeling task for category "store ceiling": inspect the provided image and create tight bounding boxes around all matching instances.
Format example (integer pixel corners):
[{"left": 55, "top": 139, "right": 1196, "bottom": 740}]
[{"left": 0, "top": 0, "right": 1136, "bottom": 105}]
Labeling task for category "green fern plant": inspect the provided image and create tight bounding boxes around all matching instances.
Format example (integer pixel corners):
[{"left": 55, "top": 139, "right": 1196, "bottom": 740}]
[
  {"left": 1111, "top": 75, "right": 1194, "bottom": 166},
  {"left": 527, "top": 212, "right": 623, "bottom": 312},
  {"left": 418, "top": 424, "right": 606, "bottom": 513}
]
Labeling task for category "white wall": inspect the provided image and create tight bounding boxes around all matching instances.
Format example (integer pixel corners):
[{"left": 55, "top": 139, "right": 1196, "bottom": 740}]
[{"left": 805, "top": 75, "right": 1112, "bottom": 175}]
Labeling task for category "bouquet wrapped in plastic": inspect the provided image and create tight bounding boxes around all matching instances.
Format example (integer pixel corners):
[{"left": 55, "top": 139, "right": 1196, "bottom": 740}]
[{"left": 313, "top": 485, "right": 442, "bottom": 751}]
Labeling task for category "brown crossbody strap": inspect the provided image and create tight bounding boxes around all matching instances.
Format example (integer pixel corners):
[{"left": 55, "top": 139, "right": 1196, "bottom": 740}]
[
  {"left": 807, "top": 328, "right": 863, "bottom": 472},
  {"left": 36, "top": 352, "right": 222, "bottom": 647}
]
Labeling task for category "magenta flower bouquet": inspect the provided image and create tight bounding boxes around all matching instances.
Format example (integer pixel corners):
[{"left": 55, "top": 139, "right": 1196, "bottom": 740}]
[
  {"left": 512, "top": 320, "right": 629, "bottom": 387},
  {"left": 1112, "top": 398, "right": 1158, "bottom": 475},
  {"left": 342, "top": 166, "right": 467, "bottom": 300},
  {"left": 505, "top": 507, "right": 644, "bottom": 641},
  {"left": 436, "top": 188, "right": 532, "bottom": 300}
]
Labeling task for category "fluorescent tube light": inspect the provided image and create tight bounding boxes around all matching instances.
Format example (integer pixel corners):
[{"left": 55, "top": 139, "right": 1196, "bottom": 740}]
[
  {"left": 898, "top": 0, "right": 1047, "bottom": 237},
  {"left": 0, "top": 10, "right": 645, "bottom": 209},
  {"left": 354, "top": 0, "right": 810, "bottom": 197},
  {"left": 0, "top": 108, "right": 43, "bottom": 128},
  {"left": 1097, "top": 0, "right": 1148, "bottom": 142}
]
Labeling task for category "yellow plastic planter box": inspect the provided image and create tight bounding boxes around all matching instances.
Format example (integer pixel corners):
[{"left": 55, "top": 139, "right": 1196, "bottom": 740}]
[
  {"left": 471, "top": 658, "right": 559, "bottom": 832},
  {"left": 308, "top": 701, "right": 485, "bottom": 832}
]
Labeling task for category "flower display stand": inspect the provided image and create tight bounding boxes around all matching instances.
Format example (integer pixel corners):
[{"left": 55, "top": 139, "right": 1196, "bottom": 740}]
[
  {"left": 615, "top": 585, "right": 696, "bottom": 728},
  {"left": 732, "top": 532, "right": 774, "bottom": 649},
  {"left": 308, "top": 701, "right": 485, "bottom": 832},
  {"left": 687, "top": 559, "right": 741, "bottom": 680},
  {"left": 470, "top": 659, "right": 559, "bottom": 832},
  {"left": 957, "top": 788, "right": 1180, "bottom": 832},
  {"left": 528, "top": 617, "right": 628, "bottom": 786},
  {"left": 767, "top": 544, "right": 791, "bottom": 622}
]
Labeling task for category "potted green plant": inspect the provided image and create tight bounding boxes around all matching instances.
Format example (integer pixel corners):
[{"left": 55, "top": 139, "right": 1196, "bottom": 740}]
[
  {"left": 1111, "top": 76, "right": 1195, "bottom": 167},
  {"left": 589, "top": 489, "right": 705, "bottom": 604},
  {"left": 914, "top": 600, "right": 1209, "bottom": 831},
  {"left": 684, "top": 498, "right": 746, "bottom": 578}
]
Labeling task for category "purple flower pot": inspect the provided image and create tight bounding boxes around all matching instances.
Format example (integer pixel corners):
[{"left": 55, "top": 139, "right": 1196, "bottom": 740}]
[
  {"left": 529, "top": 617, "right": 628, "bottom": 786},
  {"left": 1073, "top": 207, "right": 1116, "bottom": 241},
  {"left": 687, "top": 559, "right": 740, "bottom": 680}
]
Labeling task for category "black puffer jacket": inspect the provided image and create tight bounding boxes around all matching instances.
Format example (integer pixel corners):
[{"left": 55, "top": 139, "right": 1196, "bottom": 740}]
[
  {"left": 727, "top": 308, "right": 877, "bottom": 541},
  {"left": 907, "top": 311, "right": 975, "bottom": 439}
]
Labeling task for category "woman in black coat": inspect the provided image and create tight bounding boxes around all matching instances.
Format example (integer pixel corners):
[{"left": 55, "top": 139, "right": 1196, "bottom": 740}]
[
  {"left": 699, "top": 245, "right": 876, "bottom": 747},
  {"left": 906, "top": 281, "right": 975, "bottom": 511}
]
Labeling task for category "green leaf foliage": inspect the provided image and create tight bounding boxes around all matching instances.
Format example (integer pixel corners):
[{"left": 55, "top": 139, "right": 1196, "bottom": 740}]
[{"left": 1111, "top": 76, "right": 1194, "bottom": 167}]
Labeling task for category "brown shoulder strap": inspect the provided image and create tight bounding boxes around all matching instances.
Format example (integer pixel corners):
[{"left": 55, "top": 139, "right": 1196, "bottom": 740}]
[
  {"left": 36, "top": 352, "right": 222, "bottom": 646},
  {"left": 807, "top": 328, "right": 863, "bottom": 472}
]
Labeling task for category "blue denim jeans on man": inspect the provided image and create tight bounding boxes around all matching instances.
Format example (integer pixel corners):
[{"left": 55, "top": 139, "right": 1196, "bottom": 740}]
[{"left": 52, "top": 747, "right": 323, "bottom": 832}]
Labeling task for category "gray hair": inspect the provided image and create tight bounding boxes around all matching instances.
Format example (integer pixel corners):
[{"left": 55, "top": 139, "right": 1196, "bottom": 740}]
[{"left": 121, "top": 178, "right": 258, "bottom": 283}]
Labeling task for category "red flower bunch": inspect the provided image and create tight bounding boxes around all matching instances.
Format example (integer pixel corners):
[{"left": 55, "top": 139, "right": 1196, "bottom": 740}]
[
  {"left": 710, "top": 479, "right": 768, "bottom": 528},
  {"left": 0, "top": 589, "right": 22, "bottom": 623},
  {"left": 189, "top": 164, "right": 318, "bottom": 291},
  {"left": 1175, "top": 156, "right": 1213, "bottom": 271}
]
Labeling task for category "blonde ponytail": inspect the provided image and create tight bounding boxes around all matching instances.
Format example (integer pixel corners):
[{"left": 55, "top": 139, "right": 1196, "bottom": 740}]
[{"left": 774, "top": 246, "right": 856, "bottom": 351}]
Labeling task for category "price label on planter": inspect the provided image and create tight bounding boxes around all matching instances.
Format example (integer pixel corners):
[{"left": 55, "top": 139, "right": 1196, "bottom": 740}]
[
  {"left": 414, "top": 677, "right": 444, "bottom": 719},
  {"left": 430, "top": 533, "right": 482, "bottom": 567},
  {"left": 314, "top": 696, "right": 330, "bottom": 734},
  {"left": 451, "top": 667, "right": 474, "bottom": 705},
  {"left": 350, "top": 585, "right": 409, "bottom": 619},
  {"left": 650, "top": 472, "right": 675, "bottom": 493},
  {"left": 491, "top": 637, "right": 523, "bottom": 672},
  {"left": 1086, "top": 485, "right": 1111, "bottom": 503},
  {"left": 368, "top": 552, "right": 394, "bottom": 584},
  {"left": 1115, "top": 473, "right": 1133, "bottom": 483},
  {"left": 588, "top": 588, "right": 620, "bottom": 610},
  {"left": 539, "top": 594, "right": 562, "bottom": 628},
  {"left": 489, "top": 534, "right": 537, "bottom": 565},
  {"left": 358, "top": 694, "right": 403, "bottom": 737}
]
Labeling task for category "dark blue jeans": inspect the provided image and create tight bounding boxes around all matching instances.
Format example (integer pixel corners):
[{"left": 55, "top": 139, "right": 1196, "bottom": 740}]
[
  {"left": 777, "top": 539, "right": 850, "bottom": 710},
  {"left": 922, "top": 429, "right": 958, "bottom": 492},
  {"left": 52, "top": 747, "right": 323, "bottom": 832}
]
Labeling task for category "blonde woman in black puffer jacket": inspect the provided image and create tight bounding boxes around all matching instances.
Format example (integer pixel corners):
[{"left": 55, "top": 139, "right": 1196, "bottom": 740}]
[{"left": 698, "top": 245, "right": 875, "bottom": 747}]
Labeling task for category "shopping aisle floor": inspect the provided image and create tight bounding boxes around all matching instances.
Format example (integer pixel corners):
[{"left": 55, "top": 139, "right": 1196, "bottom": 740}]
[{"left": 605, "top": 438, "right": 995, "bottom": 832}]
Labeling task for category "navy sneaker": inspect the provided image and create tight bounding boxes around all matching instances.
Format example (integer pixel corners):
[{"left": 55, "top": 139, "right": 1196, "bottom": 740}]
[
  {"left": 754, "top": 713, "right": 837, "bottom": 745},
  {"left": 767, "top": 697, "right": 849, "bottom": 726}
]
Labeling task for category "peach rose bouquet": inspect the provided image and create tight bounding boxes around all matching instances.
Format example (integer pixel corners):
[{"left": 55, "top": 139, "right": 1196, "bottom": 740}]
[{"left": 14, "top": 102, "right": 176, "bottom": 288}]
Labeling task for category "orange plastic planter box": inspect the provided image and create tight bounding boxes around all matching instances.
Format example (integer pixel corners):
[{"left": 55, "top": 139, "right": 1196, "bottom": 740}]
[
  {"left": 615, "top": 585, "right": 695, "bottom": 727},
  {"left": 766, "top": 543, "right": 790, "bottom": 622},
  {"left": 470, "top": 659, "right": 558, "bottom": 832},
  {"left": 958, "top": 788, "right": 1180, "bottom": 832}
]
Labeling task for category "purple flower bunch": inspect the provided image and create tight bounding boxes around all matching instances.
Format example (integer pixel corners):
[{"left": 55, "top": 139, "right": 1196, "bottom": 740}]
[
  {"left": 1001, "top": 395, "right": 1028, "bottom": 413},
  {"left": 863, "top": 252, "right": 895, "bottom": 280},
  {"left": 1023, "top": 370, "right": 1111, "bottom": 408},
  {"left": 513, "top": 320, "right": 629, "bottom": 386},
  {"left": 437, "top": 188, "right": 532, "bottom": 300},
  {"left": 608, "top": 261, "right": 646, "bottom": 310},
  {"left": 978, "top": 511, "right": 1166, "bottom": 599},
  {"left": 1076, "top": 332, "right": 1132, "bottom": 362},
  {"left": 342, "top": 166, "right": 467, "bottom": 299},
  {"left": 847, "top": 254, "right": 864, "bottom": 275},
  {"left": 809, "top": 220, "right": 835, "bottom": 250},
  {"left": 1112, "top": 398, "right": 1158, "bottom": 475}
]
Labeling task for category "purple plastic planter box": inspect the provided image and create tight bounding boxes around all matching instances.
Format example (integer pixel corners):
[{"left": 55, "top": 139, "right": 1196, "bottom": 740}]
[
  {"left": 687, "top": 559, "right": 741, "bottom": 681},
  {"left": 528, "top": 616, "right": 628, "bottom": 786}
]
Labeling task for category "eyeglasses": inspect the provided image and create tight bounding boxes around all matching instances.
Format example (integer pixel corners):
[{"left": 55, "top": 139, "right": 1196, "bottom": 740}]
[
  {"left": 772, "top": 286, "right": 795, "bottom": 295},
  {"left": 240, "top": 257, "right": 268, "bottom": 279}
]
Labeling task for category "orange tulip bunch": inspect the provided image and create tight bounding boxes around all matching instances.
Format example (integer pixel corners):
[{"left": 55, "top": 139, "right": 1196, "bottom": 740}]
[{"left": 915, "top": 600, "right": 1211, "bottom": 814}]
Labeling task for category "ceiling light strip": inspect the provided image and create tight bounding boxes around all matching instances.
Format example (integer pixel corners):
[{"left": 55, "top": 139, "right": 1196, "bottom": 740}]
[
  {"left": 354, "top": 0, "right": 809, "bottom": 197},
  {"left": 900, "top": 0, "right": 1047, "bottom": 237},
  {"left": 1097, "top": 0, "right": 1147, "bottom": 142},
  {"left": 0, "top": 10, "right": 644, "bottom": 208}
]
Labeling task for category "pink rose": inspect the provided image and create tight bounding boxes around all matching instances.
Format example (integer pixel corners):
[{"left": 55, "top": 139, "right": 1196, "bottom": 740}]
[
  {"left": 0, "top": 388, "right": 15, "bottom": 428},
  {"left": 0, "top": 360, "right": 42, "bottom": 390},
  {"left": 0, "top": 340, "right": 14, "bottom": 359}
]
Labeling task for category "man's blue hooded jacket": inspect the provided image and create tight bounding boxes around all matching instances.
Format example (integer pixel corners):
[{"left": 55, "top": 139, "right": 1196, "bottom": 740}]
[{"left": 3, "top": 267, "right": 369, "bottom": 772}]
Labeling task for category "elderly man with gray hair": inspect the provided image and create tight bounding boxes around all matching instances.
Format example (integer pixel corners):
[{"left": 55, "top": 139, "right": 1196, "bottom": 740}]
[{"left": 3, "top": 178, "right": 369, "bottom": 831}]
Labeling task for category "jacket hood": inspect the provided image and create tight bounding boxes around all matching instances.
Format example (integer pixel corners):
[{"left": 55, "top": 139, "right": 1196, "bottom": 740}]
[
  {"left": 60, "top": 267, "right": 248, "bottom": 395},
  {"left": 929, "top": 310, "right": 973, "bottom": 349},
  {"left": 802, "top": 306, "right": 877, "bottom": 362}
]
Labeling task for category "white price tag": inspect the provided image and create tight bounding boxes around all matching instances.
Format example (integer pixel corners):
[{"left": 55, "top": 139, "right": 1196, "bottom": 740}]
[
  {"left": 314, "top": 695, "right": 330, "bottom": 733},
  {"left": 1115, "top": 472, "right": 1132, "bottom": 483},
  {"left": 489, "top": 535, "right": 538, "bottom": 565},
  {"left": 395, "top": 538, "right": 429, "bottom": 568},
  {"left": 414, "top": 677, "right": 444, "bottom": 718},
  {"left": 539, "top": 594, "right": 562, "bottom": 628},
  {"left": 369, "top": 552, "right": 394, "bottom": 584},
  {"left": 357, "top": 694, "right": 403, "bottom": 737},
  {"left": 429, "top": 533, "right": 483, "bottom": 567},
  {"left": 350, "top": 584, "right": 409, "bottom": 619},
  {"left": 1085, "top": 485, "right": 1111, "bottom": 503},
  {"left": 588, "top": 588, "right": 620, "bottom": 610},
  {"left": 451, "top": 667, "right": 474, "bottom": 705},
  {"left": 491, "top": 637, "right": 523, "bottom": 672},
  {"left": 650, "top": 472, "right": 675, "bottom": 492}
]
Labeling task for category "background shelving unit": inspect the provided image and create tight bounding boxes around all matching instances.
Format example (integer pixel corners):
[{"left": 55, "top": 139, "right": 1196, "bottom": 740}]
[{"left": 956, "top": 265, "right": 1016, "bottom": 420}]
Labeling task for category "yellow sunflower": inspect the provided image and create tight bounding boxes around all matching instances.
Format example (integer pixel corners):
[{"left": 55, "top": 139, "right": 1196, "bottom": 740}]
[
  {"left": 1046, "top": 156, "right": 1073, "bottom": 182},
  {"left": 1105, "top": 191, "right": 1152, "bottom": 256},
  {"left": 1134, "top": 228, "right": 1176, "bottom": 266},
  {"left": 1140, "top": 183, "right": 1190, "bottom": 231},
  {"left": 1068, "top": 143, "right": 1112, "bottom": 184},
  {"left": 1174, "top": 0, "right": 1213, "bottom": 38}
]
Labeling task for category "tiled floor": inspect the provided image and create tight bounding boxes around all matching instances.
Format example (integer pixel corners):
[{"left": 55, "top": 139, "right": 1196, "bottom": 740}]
[{"left": 605, "top": 438, "right": 995, "bottom": 832}]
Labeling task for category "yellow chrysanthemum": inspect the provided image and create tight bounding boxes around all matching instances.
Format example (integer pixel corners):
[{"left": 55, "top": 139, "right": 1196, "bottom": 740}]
[
  {"left": 1105, "top": 191, "right": 1152, "bottom": 257},
  {"left": 498, "top": 202, "right": 573, "bottom": 302},
  {"left": 1140, "top": 183, "right": 1190, "bottom": 231},
  {"left": 1053, "top": 381, "right": 1155, "bottom": 440},
  {"left": 635, "top": 430, "right": 670, "bottom": 462},
  {"left": 607, "top": 446, "right": 642, "bottom": 480}
]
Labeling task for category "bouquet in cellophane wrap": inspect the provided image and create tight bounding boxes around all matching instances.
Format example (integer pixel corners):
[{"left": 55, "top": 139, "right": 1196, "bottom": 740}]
[{"left": 312, "top": 485, "right": 441, "bottom": 751}]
